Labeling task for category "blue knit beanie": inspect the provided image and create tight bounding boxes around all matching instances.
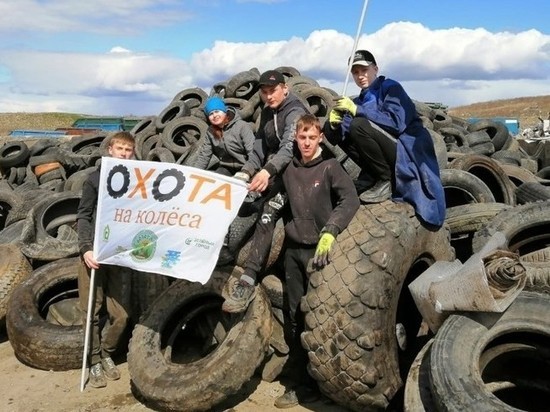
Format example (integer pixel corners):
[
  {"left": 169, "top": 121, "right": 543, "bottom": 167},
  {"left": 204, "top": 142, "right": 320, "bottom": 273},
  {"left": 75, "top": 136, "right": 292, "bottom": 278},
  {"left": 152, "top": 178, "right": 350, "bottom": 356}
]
[{"left": 204, "top": 96, "right": 227, "bottom": 115}]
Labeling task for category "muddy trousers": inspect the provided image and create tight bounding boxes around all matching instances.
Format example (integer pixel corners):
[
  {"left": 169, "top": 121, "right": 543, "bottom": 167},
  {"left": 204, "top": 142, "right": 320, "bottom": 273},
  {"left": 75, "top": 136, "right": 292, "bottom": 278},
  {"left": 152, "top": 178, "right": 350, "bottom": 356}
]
[
  {"left": 342, "top": 117, "right": 397, "bottom": 182},
  {"left": 283, "top": 244, "right": 317, "bottom": 385},
  {"left": 243, "top": 180, "right": 286, "bottom": 282},
  {"left": 78, "top": 260, "right": 132, "bottom": 366}
]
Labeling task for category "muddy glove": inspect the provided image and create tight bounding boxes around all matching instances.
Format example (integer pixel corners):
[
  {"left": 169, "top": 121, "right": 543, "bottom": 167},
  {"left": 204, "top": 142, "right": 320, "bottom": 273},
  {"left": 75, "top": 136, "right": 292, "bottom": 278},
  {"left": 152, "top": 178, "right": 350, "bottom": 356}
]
[
  {"left": 312, "top": 233, "right": 335, "bottom": 269},
  {"left": 334, "top": 96, "right": 357, "bottom": 116},
  {"left": 233, "top": 171, "right": 250, "bottom": 183},
  {"left": 328, "top": 109, "right": 343, "bottom": 129}
]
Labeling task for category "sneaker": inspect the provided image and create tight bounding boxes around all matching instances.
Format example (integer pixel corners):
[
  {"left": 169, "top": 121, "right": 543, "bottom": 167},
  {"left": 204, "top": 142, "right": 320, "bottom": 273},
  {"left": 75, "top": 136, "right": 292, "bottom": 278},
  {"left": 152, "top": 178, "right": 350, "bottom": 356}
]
[
  {"left": 101, "top": 356, "right": 121, "bottom": 381},
  {"left": 274, "top": 386, "right": 320, "bottom": 409},
  {"left": 88, "top": 363, "right": 107, "bottom": 388},
  {"left": 359, "top": 180, "right": 391, "bottom": 204},
  {"left": 221, "top": 279, "right": 257, "bottom": 313},
  {"left": 268, "top": 192, "right": 287, "bottom": 211}
]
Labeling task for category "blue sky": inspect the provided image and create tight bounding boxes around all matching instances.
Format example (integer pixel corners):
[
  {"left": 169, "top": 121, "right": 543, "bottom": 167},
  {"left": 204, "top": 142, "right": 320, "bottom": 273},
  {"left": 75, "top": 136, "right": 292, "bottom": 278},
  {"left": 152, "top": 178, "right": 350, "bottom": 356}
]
[{"left": 0, "top": 0, "right": 548, "bottom": 116}]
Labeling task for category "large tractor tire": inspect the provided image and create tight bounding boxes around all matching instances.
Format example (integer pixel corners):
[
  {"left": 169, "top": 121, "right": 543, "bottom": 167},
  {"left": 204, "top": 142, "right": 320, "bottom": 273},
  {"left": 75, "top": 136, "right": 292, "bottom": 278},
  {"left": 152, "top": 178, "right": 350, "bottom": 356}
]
[
  {"left": 301, "top": 201, "right": 454, "bottom": 411},
  {"left": 127, "top": 266, "right": 272, "bottom": 412}
]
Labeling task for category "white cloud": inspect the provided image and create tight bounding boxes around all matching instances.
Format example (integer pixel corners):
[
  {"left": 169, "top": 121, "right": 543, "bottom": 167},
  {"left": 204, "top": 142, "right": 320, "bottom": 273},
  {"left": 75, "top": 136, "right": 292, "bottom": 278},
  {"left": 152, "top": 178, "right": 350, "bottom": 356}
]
[
  {"left": 0, "top": 22, "right": 548, "bottom": 115},
  {"left": 0, "top": 0, "right": 191, "bottom": 34}
]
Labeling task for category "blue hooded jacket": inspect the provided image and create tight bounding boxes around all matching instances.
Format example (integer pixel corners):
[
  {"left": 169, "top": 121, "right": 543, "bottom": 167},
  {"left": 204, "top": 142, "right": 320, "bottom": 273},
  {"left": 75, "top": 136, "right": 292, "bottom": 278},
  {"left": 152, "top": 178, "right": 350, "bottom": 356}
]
[{"left": 342, "top": 76, "right": 445, "bottom": 227}]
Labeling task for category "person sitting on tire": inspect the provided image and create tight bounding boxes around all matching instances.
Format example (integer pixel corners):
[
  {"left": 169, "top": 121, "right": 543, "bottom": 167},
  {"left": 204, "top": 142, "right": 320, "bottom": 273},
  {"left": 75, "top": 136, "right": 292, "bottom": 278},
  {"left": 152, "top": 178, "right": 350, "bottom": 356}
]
[
  {"left": 222, "top": 69, "right": 308, "bottom": 313},
  {"left": 324, "top": 49, "right": 445, "bottom": 228},
  {"left": 77, "top": 131, "right": 136, "bottom": 389},
  {"left": 192, "top": 96, "right": 256, "bottom": 266},
  {"left": 269, "top": 114, "right": 360, "bottom": 408}
]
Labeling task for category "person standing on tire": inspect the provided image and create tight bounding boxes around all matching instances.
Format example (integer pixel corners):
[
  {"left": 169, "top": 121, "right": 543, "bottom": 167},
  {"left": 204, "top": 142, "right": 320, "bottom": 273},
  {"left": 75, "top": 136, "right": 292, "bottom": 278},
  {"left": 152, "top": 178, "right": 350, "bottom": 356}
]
[
  {"left": 222, "top": 69, "right": 308, "bottom": 313},
  {"left": 77, "top": 131, "right": 135, "bottom": 389},
  {"left": 272, "top": 114, "right": 360, "bottom": 408},
  {"left": 192, "top": 96, "right": 256, "bottom": 266},
  {"left": 324, "top": 49, "right": 445, "bottom": 228}
]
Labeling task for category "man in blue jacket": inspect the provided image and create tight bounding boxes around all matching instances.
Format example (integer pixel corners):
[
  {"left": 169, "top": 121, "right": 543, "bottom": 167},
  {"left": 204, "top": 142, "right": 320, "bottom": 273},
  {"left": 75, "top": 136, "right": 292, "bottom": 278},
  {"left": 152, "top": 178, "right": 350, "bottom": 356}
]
[{"left": 324, "top": 49, "right": 445, "bottom": 228}]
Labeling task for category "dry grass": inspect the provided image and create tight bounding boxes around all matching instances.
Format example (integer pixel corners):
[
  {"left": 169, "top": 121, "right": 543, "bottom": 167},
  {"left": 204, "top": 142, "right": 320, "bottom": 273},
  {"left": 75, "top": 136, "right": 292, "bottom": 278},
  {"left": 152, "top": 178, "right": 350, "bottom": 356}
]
[
  {"left": 448, "top": 95, "right": 550, "bottom": 129},
  {"left": 0, "top": 94, "right": 548, "bottom": 138},
  {"left": 0, "top": 112, "right": 83, "bottom": 137}
]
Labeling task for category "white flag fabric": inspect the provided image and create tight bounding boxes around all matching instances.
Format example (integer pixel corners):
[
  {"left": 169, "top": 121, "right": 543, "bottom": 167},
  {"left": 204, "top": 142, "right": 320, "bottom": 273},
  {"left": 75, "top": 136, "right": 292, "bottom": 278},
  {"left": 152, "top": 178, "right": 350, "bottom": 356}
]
[{"left": 93, "top": 157, "right": 248, "bottom": 284}]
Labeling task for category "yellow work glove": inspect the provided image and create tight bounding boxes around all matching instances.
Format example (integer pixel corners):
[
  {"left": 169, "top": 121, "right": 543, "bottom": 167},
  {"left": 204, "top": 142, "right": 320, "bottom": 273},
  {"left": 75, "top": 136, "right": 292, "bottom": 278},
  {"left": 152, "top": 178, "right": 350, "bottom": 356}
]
[
  {"left": 334, "top": 96, "right": 357, "bottom": 116},
  {"left": 328, "top": 109, "right": 343, "bottom": 129},
  {"left": 312, "top": 233, "right": 336, "bottom": 269}
]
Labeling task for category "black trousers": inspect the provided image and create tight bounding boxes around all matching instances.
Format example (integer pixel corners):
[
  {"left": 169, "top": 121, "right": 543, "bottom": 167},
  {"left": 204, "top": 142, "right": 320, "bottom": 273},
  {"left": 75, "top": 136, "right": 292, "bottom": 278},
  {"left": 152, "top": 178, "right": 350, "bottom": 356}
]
[
  {"left": 242, "top": 178, "right": 285, "bottom": 281},
  {"left": 341, "top": 117, "right": 398, "bottom": 182},
  {"left": 283, "top": 244, "right": 317, "bottom": 386}
]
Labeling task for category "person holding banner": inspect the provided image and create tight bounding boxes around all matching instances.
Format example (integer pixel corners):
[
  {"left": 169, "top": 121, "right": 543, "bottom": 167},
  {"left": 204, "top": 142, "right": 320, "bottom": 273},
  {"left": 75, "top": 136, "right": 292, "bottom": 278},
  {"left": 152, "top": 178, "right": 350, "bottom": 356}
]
[
  {"left": 77, "top": 131, "right": 135, "bottom": 388},
  {"left": 222, "top": 69, "right": 308, "bottom": 313},
  {"left": 272, "top": 114, "right": 359, "bottom": 408},
  {"left": 324, "top": 49, "right": 445, "bottom": 228},
  {"left": 193, "top": 96, "right": 255, "bottom": 176}
]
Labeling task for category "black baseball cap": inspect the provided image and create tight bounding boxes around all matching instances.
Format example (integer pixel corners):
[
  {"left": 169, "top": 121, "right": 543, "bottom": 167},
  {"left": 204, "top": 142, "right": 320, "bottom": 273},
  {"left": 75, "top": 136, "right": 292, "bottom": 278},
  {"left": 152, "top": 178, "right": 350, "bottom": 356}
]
[
  {"left": 258, "top": 70, "right": 286, "bottom": 86},
  {"left": 350, "top": 50, "right": 377, "bottom": 67}
]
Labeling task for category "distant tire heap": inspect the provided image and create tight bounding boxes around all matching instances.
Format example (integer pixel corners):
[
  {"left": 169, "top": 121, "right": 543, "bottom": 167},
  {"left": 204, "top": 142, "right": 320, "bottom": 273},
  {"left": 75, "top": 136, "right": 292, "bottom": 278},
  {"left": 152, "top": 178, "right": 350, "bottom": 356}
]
[{"left": 1, "top": 66, "right": 550, "bottom": 411}]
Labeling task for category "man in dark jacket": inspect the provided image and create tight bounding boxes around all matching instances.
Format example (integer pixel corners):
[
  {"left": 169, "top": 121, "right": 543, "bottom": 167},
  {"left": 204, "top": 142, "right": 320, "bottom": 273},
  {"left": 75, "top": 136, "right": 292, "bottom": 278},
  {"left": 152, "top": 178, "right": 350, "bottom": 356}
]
[
  {"left": 324, "top": 49, "right": 445, "bottom": 228},
  {"left": 77, "top": 131, "right": 135, "bottom": 388},
  {"left": 222, "top": 69, "right": 308, "bottom": 313},
  {"left": 275, "top": 114, "right": 359, "bottom": 408}
]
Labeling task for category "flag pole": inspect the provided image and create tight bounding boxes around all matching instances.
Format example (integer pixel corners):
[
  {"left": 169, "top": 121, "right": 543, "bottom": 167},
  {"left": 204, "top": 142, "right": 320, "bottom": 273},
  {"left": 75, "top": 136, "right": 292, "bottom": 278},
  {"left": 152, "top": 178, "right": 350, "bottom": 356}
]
[
  {"left": 80, "top": 267, "right": 96, "bottom": 392},
  {"left": 342, "top": 0, "right": 371, "bottom": 96}
]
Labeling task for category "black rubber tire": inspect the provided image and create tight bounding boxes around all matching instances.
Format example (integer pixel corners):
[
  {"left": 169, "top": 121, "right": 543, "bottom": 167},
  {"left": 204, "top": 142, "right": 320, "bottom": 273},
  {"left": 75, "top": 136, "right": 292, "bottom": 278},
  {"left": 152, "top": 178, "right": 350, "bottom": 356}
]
[
  {"left": 445, "top": 202, "right": 512, "bottom": 262},
  {"left": 426, "top": 129, "right": 448, "bottom": 170},
  {"left": 0, "top": 219, "right": 25, "bottom": 245},
  {"left": 499, "top": 163, "right": 540, "bottom": 188},
  {"left": 301, "top": 201, "right": 454, "bottom": 411},
  {"left": 472, "top": 200, "right": 550, "bottom": 256},
  {"left": 129, "top": 270, "right": 172, "bottom": 324},
  {"left": 467, "top": 119, "right": 511, "bottom": 151},
  {"left": 429, "top": 291, "right": 550, "bottom": 412},
  {"left": 0, "top": 244, "right": 32, "bottom": 325},
  {"left": 432, "top": 110, "right": 452, "bottom": 131},
  {"left": 155, "top": 101, "right": 191, "bottom": 131},
  {"left": 445, "top": 203, "right": 512, "bottom": 236},
  {"left": 135, "top": 132, "right": 159, "bottom": 160},
  {"left": 20, "top": 191, "right": 81, "bottom": 261},
  {"left": 491, "top": 149, "right": 523, "bottom": 166},
  {"left": 403, "top": 339, "right": 437, "bottom": 412},
  {"left": 296, "top": 85, "right": 337, "bottom": 118},
  {"left": 224, "top": 97, "right": 256, "bottom": 120},
  {"left": 145, "top": 147, "right": 176, "bottom": 163},
  {"left": 171, "top": 87, "right": 208, "bottom": 109},
  {"left": 448, "top": 154, "right": 516, "bottom": 205},
  {"left": 0, "top": 141, "right": 30, "bottom": 168},
  {"left": 225, "top": 70, "right": 260, "bottom": 99},
  {"left": 515, "top": 181, "right": 550, "bottom": 204},
  {"left": 160, "top": 116, "right": 207, "bottom": 157},
  {"left": 130, "top": 115, "right": 158, "bottom": 137},
  {"left": 440, "top": 168, "right": 496, "bottom": 207},
  {"left": 6, "top": 257, "right": 83, "bottom": 370},
  {"left": 127, "top": 267, "right": 272, "bottom": 412},
  {"left": 0, "top": 188, "right": 25, "bottom": 228}
]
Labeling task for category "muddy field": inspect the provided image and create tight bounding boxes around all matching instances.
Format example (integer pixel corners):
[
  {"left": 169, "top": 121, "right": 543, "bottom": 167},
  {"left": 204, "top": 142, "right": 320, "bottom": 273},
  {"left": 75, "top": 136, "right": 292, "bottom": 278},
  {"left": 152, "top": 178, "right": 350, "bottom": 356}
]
[{"left": 0, "top": 328, "right": 347, "bottom": 412}]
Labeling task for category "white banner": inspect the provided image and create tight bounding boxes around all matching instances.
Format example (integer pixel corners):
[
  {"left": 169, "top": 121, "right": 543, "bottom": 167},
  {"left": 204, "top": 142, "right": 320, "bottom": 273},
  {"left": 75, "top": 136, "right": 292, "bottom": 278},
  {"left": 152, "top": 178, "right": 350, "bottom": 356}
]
[{"left": 93, "top": 158, "right": 248, "bottom": 284}]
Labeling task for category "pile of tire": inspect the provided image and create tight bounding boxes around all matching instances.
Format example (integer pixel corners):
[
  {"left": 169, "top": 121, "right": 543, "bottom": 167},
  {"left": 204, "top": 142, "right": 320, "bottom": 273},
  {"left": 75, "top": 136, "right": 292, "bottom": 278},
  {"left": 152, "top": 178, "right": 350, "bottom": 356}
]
[{"left": 1, "top": 66, "right": 550, "bottom": 411}]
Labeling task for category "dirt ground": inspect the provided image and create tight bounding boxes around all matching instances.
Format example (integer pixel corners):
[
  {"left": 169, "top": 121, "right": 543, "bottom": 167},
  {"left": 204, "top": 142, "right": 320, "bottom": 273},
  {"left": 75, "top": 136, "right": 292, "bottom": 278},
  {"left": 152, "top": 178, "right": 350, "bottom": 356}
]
[{"left": 0, "top": 328, "right": 348, "bottom": 412}]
